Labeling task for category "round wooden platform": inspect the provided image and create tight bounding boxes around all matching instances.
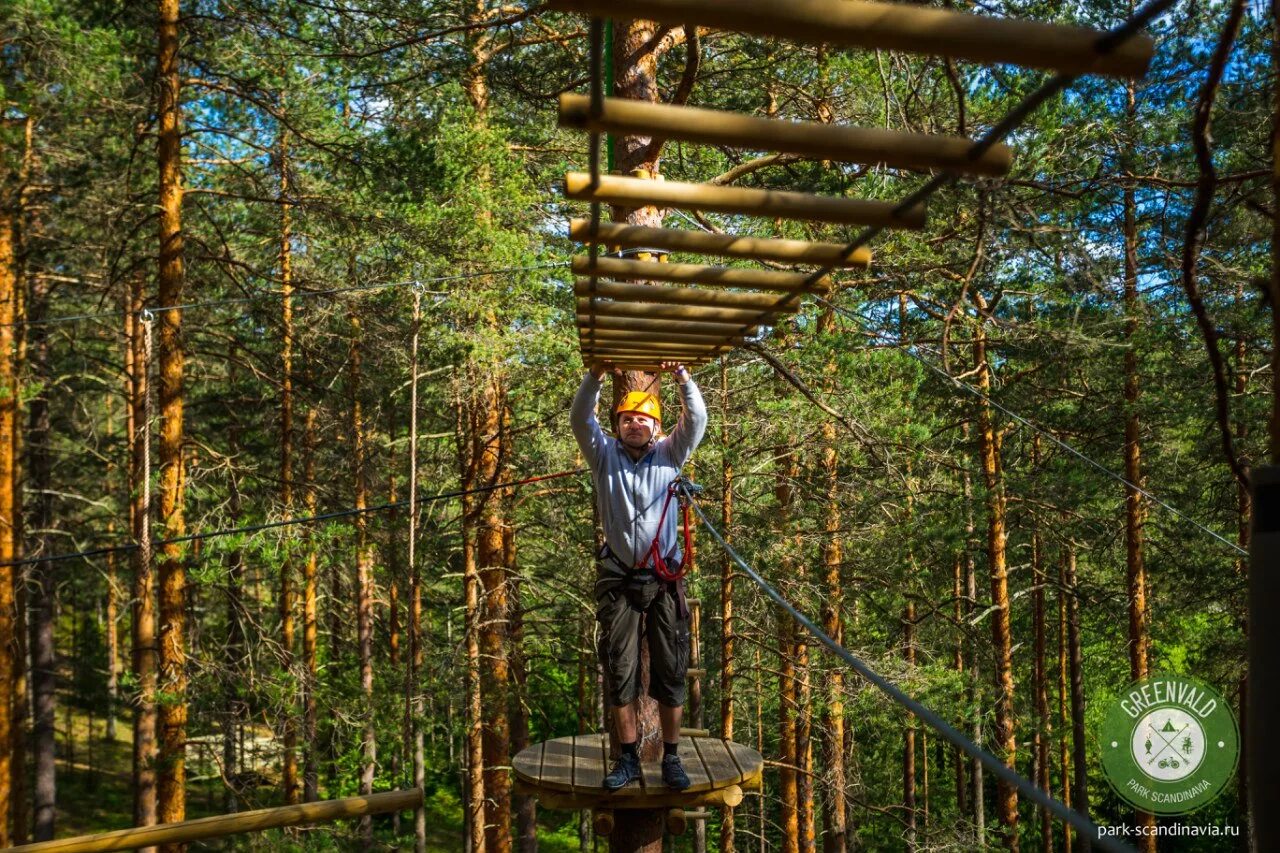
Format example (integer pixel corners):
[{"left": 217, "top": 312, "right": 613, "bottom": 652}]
[{"left": 512, "top": 734, "right": 763, "bottom": 810}]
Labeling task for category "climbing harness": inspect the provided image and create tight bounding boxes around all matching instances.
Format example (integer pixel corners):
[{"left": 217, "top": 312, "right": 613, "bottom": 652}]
[{"left": 637, "top": 476, "right": 702, "bottom": 582}]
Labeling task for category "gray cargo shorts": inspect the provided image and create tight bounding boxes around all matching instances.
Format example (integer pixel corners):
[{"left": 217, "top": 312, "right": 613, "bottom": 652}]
[{"left": 595, "top": 565, "right": 690, "bottom": 708}]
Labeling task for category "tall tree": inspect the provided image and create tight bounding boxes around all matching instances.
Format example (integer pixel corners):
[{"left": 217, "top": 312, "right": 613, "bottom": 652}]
[{"left": 155, "top": 0, "right": 189, "bottom": 834}]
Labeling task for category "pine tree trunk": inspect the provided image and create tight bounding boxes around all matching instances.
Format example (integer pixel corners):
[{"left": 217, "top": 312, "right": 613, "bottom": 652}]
[
  {"left": 719, "top": 358, "right": 737, "bottom": 852},
  {"left": 508, "top": 461, "right": 536, "bottom": 853},
  {"left": 1064, "top": 548, "right": 1089, "bottom": 853},
  {"left": 973, "top": 305, "right": 1018, "bottom": 852},
  {"left": 278, "top": 128, "right": 298, "bottom": 807},
  {"left": 350, "top": 310, "right": 377, "bottom": 841},
  {"left": 962, "top": 446, "right": 984, "bottom": 845},
  {"left": 953, "top": 553, "right": 968, "bottom": 822},
  {"left": 477, "top": 377, "right": 511, "bottom": 853},
  {"left": 777, "top": 447, "right": 799, "bottom": 853},
  {"left": 1056, "top": 544, "right": 1073, "bottom": 853},
  {"left": 128, "top": 272, "right": 158, "bottom": 838},
  {"left": 458, "top": 381, "right": 487, "bottom": 853},
  {"left": 0, "top": 210, "right": 17, "bottom": 850},
  {"left": 904, "top": 600, "right": 918, "bottom": 853},
  {"left": 1232, "top": 312, "right": 1249, "bottom": 849},
  {"left": 1030, "top": 474, "right": 1051, "bottom": 853},
  {"left": 302, "top": 409, "right": 320, "bottom": 803},
  {"left": 820, "top": 416, "right": 846, "bottom": 853},
  {"left": 155, "top": 0, "right": 188, "bottom": 836},
  {"left": 406, "top": 298, "right": 425, "bottom": 849},
  {"left": 224, "top": 423, "right": 247, "bottom": 816},
  {"left": 1122, "top": 100, "right": 1155, "bottom": 846},
  {"left": 26, "top": 270, "right": 55, "bottom": 841}
]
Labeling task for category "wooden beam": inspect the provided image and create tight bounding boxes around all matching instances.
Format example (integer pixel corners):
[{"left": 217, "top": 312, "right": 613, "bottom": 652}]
[
  {"left": 570, "top": 219, "right": 872, "bottom": 268},
  {"left": 582, "top": 328, "right": 748, "bottom": 346},
  {"left": 5, "top": 790, "right": 424, "bottom": 853},
  {"left": 575, "top": 279, "right": 792, "bottom": 312},
  {"left": 547, "top": 0, "right": 1154, "bottom": 78},
  {"left": 582, "top": 346, "right": 730, "bottom": 359},
  {"left": 581, "top": 337, "right": 732, "bottom": 351},
  {"left": 572, "top": 255, "right": 830, "bottom": 292},
  {"left": 577, "top": 299, "right": 774, "bottom": 325},
  {"left": 561, "top": 94, "right": 1012, "bottom": 176},
  {"left": 518, "top": 782, "right": 745, "bottom": 811},
  {"left": 565, "top": 172, "right": 925, "bottom": 228},
  {"left": 581, "top": 314, "right": 760, "bottom": 336}
]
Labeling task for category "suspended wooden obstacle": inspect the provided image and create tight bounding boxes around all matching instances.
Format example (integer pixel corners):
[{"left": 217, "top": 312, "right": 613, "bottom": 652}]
[
  {"left": 512, "top": 734, "right": 763, "bottom": 837},
  {"left": 566, "top": 172, "right": 926, "bottom": 228},
  {"left": 548, "top": 0, "right": 1154, "bottom": 77},
  {"left": 569, "top": 219, "right": 871, "bottom": 268},
  {"left": 4, "top": 789, "right": 423, "bottom": 853},
  {"left": 560, "top": 94, "right": 1013, "bottom": 177}
]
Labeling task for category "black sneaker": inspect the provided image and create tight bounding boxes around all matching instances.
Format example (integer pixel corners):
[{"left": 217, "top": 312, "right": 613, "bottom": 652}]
[
  {"left": 662, "top": 754, "right": 691, "bottom": 791},
  {"left": 603, "top": 752, "right": 641, "bottom": 790}
]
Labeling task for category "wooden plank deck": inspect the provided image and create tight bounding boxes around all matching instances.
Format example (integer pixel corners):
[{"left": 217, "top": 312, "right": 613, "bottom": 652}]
[{"left": 513, "top": 734, "right": 763, "bottom": 802}]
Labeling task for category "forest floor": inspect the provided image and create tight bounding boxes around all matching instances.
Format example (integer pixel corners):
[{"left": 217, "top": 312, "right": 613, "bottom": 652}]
[{"left": 40, "top": 705, "right": 583, "bottom": 850}]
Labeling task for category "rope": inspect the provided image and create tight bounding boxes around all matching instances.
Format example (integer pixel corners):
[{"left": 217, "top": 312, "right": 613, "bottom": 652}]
[
  {"left": 1, "top": 262, "right": 570, "bottom": 329},
  {"left": 679, "top": 486, "right": 1136, "bottom": 853},
  {"left": 815, "top": 294, "right": 1247, "bottom": 558},
  {"left": 0, "top": 468, "right": 585, "bottom": 569}
]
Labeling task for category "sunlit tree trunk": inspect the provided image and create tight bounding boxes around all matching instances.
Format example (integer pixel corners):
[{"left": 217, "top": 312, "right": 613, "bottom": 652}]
[
  {"left": 1056, "top": 543, "right": 1073, "bottom": 853},
  {"left": 777, "top": 446, "right": 799, "bottom": 853},
  {"left": 1064, "top": 547, "right": 1088, "bottom": 852},
  {"left": 904, "top": 597, "right": 918, "bottom": 852},
  {"left": 972, "top": 299, "right": 1018, "bottom": 851},
  {"left": 719, "top": 358, "right": 738, "bottom": 852},
  {"left": 155, "top": 0, "right": 188, "bottom": 837},
  {"left": 0, "top": 211, "right": 17, "bottom": 850},
  {"left": 302, "top": 409, "right": 320, "bottom": 803},
  {"left": 1029, "top": 449, "right": 1051, "bottom": 853},
  {"left": 349, "top": 309, "right": 376, "bottom": 841},
  {"left": 457, "top": 378, "right": 487, "bottom": 853}
]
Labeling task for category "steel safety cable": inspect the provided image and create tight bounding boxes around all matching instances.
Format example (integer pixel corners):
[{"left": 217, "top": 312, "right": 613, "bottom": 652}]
[{"left": 681, "top": 490, "right": 1136, "bottom": 853}]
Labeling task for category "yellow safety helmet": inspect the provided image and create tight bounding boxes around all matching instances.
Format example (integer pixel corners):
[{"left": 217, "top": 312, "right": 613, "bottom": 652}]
[{"left": 615, "top": 391, "right": 661, "bottom": 423}]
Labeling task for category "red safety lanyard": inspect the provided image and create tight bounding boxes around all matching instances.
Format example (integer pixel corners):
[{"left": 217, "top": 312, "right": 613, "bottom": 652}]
[{"left": 637, "top": 479, "right": 693, "bottom": 582}]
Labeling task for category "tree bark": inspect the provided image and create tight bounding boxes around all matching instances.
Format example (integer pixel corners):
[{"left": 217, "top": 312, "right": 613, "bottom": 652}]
[
  {"left": 128, "top": 272, "right": 158, "bottom": 839},
  {"left": 904, "top": 598, "right": 918, "bottom": 852},
  {"left": 349, "top": 309, "right": 377, "bottom": 841},
  {"left": 0, "top": 210, "right": 17, "bottom": 850},
  {"left": 1064, "top": 548, "right": 1089, "bottom": 852},
  {"left": 1121, "top": 90, "right": 1155, "bottom": 845},
  {"left": 302, "top": 409, "right": 320, "bottom": 803},
  {"left": 776, "top": 446, "right": 799, "bottom": 853},
  {"left": 973, "top": 300, "right": 1018, "bottom": 851},
  {"left": 457, "top": 380, "right": 487, "bottom": 853},
  {"left": 1029, "top": 456, "right": 1051, "bottom": 853},
  {"left": 962, "top": 441, "right": 984, "bottom": 845},
  {"left": 719, "top": 357, "right": 738, "bottom": 852},
  {"left": 278, "top": 127, "right": 298, "bottom": 807},
  {"left": 24, "top": 247, "right": 54, "bottom": 842},
  {"left": 1056, "top": 543, "right": 1073, "bottom": 853},
  {"left": 155, "top": 0, "right": 188, "bottom": 837}
]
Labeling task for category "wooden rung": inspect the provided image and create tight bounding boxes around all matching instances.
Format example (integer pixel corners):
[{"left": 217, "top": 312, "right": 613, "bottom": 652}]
[
  {"left": 582, "top": 348, "right": 730, "bottom": 361},
  {"left": 573, "top": 255, "right": 829, "bottom": 293},
  {"left": 577, "top": 300, "right": 776, "bottom": 325},
  {"left": 561, "top": 94, "right": 1012, "bottom": 176},
  {"left": 575, "top": 279, "right": 793, "bottom": 312},
  {"left": 570, "top": 220, "right": 871, "bottom": 268},
  {"left": 679, "top": 727, "right": 711, "bottom": 737},
  {"left": 547, "top": 0, "right": 1154, "bottom": 78},
  {"left": 685, "top": 597, "right": 701, "bottom": 608},
  {"left": 685, "top": 668, "right": 707, "bottom": 679},
  {"left": 565, "top": 172, "right": 925, "bottom": 229},
  {"left": 582, "top": 314, "right": 762, "bottom": 336},
  {"left": 683, "top": 810, "right": 712, "bottom": 821},
  {"left": 582, "top": 340, "right": 732, "bottom": 353},
  {"left": 582, "top": 328, "right": 748, "bottom": 346}
]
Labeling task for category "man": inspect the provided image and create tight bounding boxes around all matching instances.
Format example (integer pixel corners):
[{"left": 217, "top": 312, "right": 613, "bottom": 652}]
[{"left": 570, "top": 360, "right": 708, "bottom": 791}]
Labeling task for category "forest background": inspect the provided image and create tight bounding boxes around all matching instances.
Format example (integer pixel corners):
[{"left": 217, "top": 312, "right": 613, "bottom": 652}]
[{"left": 0, "top": 0, "right": 1272, "bottom": 850}]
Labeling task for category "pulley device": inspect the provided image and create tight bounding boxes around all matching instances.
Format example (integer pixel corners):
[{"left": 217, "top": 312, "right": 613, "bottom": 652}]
[{"left": 637, "top": 475, "right": 703, "bottom": 582}]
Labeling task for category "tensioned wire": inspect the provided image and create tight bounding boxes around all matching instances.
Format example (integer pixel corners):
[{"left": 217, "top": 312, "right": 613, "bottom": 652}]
[
  {"left": 682, "top": 489, "right": 1136, "bottom": 853},
  {"left": 0, "top": 468, "right": 585, "bottom": 569},
  {"left": 1, "top": 261, "right": 571, "bottom": 329}
]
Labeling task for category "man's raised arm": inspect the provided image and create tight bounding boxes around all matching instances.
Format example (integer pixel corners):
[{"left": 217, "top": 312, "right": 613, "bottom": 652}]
[
  {"left": 570, "top": 363, "right": 609, "bottom": 467},
  {"left": 665, "top": 364, "right": 707, "bottom": 468}
]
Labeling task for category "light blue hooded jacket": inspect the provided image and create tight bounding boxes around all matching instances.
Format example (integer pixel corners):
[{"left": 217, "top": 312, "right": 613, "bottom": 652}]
[{"left": 570, "top": 373, "right": 708, "bottom": 569}]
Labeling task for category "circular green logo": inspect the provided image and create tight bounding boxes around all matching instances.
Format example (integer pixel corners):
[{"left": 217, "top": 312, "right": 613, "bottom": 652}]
[{"left": 1100, "top": 674, "right": 1239, "bottom": 815}]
